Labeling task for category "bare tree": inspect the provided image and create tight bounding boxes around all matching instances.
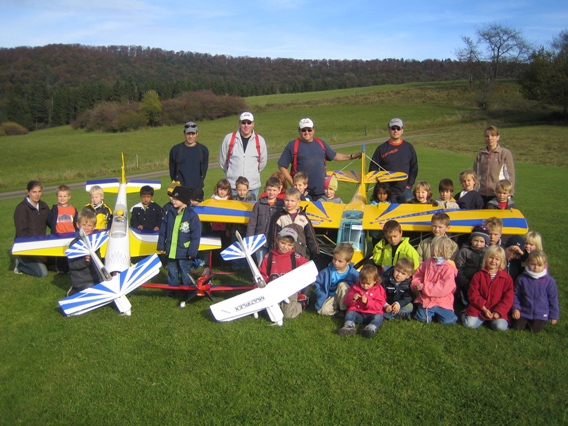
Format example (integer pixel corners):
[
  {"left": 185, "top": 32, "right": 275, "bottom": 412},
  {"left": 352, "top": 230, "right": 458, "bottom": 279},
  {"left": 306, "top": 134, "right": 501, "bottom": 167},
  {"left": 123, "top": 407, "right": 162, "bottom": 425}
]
[{"left": 456, "top": 23, "right": 531, "bottom": 109}]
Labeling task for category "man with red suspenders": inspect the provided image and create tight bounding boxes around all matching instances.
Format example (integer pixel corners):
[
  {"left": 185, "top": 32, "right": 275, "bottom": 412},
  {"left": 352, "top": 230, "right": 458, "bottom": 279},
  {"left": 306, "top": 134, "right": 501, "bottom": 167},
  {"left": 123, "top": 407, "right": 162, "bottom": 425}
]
[
  {"left": 278, "top": 118, "right": 362, "bottom": 200},
  {"left": 219, "top": 111, "right": 268, "bottom": 201}
]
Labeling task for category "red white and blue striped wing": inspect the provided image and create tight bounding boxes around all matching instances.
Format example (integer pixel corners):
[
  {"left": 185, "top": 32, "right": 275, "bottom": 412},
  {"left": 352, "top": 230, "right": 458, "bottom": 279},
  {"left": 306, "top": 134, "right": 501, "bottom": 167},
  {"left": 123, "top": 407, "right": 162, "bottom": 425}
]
[
  {"left": 221, "top": 234, "right": 266, "bottom": 261},
  {"left": 65, "top": 231, "right": 108, "bottom": 259},
  {"left": 58, "top": 254, "right": 161, "bottom": 316}
]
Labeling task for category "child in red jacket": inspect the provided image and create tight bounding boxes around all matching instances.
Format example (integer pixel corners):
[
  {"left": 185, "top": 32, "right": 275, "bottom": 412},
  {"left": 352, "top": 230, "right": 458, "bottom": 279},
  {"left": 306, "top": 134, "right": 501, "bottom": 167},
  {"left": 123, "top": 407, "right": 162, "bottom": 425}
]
[
  {"left": 462, "top": 245, "right": 513, "bottom": 331},
  {"left": 338, "top": 264, "right": 387, "bottom": 338},
  {"left": 258, "top": 227, "right": 308, "bottom": 319}
]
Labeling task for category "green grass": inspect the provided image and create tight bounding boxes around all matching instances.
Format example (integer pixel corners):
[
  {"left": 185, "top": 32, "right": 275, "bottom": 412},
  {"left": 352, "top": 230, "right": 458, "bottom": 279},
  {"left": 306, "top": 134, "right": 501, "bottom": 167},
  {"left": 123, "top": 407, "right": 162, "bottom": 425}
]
[{"left": 1, "top": 80, "right": 567, "bottom": 425}]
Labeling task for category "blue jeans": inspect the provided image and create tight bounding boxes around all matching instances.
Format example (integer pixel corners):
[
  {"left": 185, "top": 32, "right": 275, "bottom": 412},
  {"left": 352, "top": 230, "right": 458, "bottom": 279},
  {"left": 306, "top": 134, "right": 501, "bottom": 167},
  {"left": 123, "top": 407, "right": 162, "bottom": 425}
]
[
  {"left": 383, "top": 303, "right": 413, "bottom": 320},
  {"left": 16, "top": 256, "right": 48, "bottom": 278},
  {"left": 463, "top": 315, "right": 508, "bottom": 331},
  {"left": 167, "top": 259, "right": 193, "bottom": 287},
  {"left": 393, "top": 187, "right": 413, "bottom": 203},
  {"left": 414, "top": 305, "right": 457, "bottom": 325},
  {"left": 345, "top": 311, "right": 384, "bottom": 331}
]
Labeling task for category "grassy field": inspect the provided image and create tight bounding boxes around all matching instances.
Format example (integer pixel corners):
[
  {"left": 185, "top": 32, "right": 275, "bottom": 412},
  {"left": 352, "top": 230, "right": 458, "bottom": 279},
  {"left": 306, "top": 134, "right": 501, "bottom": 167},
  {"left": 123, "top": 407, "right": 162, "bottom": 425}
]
[{"left": 1, "top": 81, "right": 567, "bottom": 425}]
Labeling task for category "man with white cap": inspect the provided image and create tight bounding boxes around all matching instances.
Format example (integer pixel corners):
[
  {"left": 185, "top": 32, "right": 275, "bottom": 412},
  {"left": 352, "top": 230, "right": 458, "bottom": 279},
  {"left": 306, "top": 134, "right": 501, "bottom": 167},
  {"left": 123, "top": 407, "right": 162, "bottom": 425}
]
[
  {"left": 278, "top": 118, "right": 362, "bottom": 200},
  {"left": 368, "top": 118, "right": 418, "bottom": 203},
  {"left": 219, "top": 111, "right": 268, "bottom": 200},
  {"left": 169, "top": 121, "right": 209, "bottom": 192}
]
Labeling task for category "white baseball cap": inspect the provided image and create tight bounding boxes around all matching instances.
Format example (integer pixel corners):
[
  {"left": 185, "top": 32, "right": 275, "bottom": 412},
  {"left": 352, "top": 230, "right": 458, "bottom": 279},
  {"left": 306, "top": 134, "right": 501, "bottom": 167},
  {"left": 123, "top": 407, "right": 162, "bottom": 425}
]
[
  {"left": 388, "top": 118, "right": 404, "bottom": 128},
  {"left": 278, "top": 227, "right": 298, "bottom": 242},
  {"left": 298, "top": 118, "right": 314, "bottom": 129},
  {"left": 240, "top": 111, "right": 254, "bottom": 122}
]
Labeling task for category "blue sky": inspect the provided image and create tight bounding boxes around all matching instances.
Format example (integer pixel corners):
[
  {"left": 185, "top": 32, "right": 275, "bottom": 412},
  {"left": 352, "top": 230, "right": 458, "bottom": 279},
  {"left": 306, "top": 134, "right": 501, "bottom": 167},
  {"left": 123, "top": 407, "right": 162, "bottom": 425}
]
[{"left": 1, "top": 0, "right": 566, "bottom": 60}]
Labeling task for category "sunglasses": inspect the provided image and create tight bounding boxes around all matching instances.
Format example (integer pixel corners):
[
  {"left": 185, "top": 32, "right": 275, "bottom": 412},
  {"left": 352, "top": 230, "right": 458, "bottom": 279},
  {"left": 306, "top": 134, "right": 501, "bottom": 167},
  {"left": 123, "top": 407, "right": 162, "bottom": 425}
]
[
  {"left": 390, "top": 126, "right": 402, "bottom": 131},
  {"left": 240, "top": 120, "right": 253, "bottom": 125},
  {"left": 300, "top": 128, "right": 313, "bottom": 133},
  {"left": 184, "top": 123, "right": 197, "bottom": 128}
]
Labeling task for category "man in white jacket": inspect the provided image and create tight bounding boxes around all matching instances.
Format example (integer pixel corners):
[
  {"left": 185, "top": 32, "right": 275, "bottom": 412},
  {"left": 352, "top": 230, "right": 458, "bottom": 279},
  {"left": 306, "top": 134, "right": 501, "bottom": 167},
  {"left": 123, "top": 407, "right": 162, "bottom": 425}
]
[{"left": 219, "top": 111, "right": 268, "bottom": 200}]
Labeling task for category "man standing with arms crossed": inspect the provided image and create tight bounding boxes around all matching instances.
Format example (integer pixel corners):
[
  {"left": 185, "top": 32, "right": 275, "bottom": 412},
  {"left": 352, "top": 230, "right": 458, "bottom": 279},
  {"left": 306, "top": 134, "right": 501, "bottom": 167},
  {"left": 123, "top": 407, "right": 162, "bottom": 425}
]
[{"left": 219, "top": 111, "right": 268, "bottom": 200}]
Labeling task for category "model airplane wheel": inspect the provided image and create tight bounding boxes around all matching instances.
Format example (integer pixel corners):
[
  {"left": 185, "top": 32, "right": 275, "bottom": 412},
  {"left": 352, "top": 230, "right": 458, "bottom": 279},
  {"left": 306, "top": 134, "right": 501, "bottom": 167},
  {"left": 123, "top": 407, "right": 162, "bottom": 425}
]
[
  {"left": 253, "top": 312, "right": 259, "bottom": 319},
  {"left": 180, "top": 301, "right": 186, "bottom": 308}
]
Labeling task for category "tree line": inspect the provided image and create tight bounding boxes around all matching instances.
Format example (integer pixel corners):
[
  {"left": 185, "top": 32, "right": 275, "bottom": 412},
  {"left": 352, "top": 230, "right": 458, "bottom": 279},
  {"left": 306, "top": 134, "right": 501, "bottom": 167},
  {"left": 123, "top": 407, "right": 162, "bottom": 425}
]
[
  {"left": 1, "top": 25, "right": 566, "bottom": 133},
  {"left": 0, "top": 44, "right": 468, "bottom": 130}
]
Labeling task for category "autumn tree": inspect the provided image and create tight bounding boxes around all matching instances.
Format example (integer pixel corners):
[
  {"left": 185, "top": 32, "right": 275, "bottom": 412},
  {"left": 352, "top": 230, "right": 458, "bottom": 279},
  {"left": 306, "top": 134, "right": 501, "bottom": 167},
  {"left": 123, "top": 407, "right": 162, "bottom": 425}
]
[
  {"left": 519, "top": 30, "right": 568, "bottom": 116},
  {"left": 456, "top": 23, "right": 530, "bottom": 109},
  {"left": 140, "top": 90, "right": 162, "bottom": 127}
]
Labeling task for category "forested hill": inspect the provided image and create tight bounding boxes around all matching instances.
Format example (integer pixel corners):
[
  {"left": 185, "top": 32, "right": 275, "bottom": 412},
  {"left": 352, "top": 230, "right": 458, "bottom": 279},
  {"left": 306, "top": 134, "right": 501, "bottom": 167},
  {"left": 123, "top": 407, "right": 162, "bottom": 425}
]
[{"left": 0, "top": 44, "right": 467, "bottom": 128}]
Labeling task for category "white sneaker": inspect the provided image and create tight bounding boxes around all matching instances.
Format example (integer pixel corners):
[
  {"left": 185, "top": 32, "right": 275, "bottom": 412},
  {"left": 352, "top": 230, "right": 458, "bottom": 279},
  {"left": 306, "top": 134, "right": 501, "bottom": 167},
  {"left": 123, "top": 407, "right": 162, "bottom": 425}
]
[{"left": 13, "top": 258, "right": 22, "bottom": 274}]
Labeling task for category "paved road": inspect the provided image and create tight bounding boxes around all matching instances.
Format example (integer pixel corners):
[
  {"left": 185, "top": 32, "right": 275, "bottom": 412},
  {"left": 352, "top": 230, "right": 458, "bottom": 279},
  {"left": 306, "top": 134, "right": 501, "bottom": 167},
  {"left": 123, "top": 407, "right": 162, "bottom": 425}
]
[{"left": 0, "top": 139, "right": 381, "bottom": 201}]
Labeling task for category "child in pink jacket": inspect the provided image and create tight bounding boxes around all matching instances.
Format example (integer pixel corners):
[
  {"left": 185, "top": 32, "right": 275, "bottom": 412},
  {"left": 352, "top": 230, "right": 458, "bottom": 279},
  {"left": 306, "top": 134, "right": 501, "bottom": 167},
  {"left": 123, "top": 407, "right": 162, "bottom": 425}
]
[
  {"left": 338, "top": 264, "right": 387, "bottom": 338},
  {"left": 411, "top": 236, "right": 458, "bottom": 325}
]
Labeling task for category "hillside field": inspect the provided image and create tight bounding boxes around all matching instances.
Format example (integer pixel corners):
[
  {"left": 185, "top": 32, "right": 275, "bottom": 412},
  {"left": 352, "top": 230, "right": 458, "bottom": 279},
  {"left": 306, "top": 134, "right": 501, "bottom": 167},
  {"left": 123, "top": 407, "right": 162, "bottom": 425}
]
[{"left": 1, "top": 81, "right": 567, "bottom": 425}]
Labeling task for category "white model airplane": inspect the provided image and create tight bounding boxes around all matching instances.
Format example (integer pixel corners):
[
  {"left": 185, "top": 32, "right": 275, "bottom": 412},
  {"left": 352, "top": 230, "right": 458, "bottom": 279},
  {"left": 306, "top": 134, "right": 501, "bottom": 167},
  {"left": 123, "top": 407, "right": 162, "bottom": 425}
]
[
  {"left": 58, "top": 230, "right": 162, "bottom": 316},
  {"left": 11, "top": 154, "right": 221, "bottom": 270},
  {"left": 209, "top": 232, "right": 318, "bottom": 326}
]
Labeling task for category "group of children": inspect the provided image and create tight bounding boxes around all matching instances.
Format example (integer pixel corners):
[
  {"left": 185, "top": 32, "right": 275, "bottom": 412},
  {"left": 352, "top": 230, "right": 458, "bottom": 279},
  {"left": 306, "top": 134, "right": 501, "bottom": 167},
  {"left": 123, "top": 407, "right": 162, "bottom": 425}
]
[
  {"left": 50, "top": 166, "right": 558, "bottom": 337},
  {"left": 371, "top": 174, "right": 516, "bottom": 211},
  {"left": 335, "top": 214, "right": 558, "bottom": 337}
]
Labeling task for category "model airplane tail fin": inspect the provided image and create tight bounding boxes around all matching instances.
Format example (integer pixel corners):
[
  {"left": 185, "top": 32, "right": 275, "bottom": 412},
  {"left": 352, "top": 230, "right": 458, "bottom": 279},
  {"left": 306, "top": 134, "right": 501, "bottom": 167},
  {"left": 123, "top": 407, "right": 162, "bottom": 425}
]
[
  {"left": 65, "top": 231, "right": 108, "bottom": 259},
  {"left": 221, "top": 234, "right": 266, "bottom": 261},
  {"left": 121, "top": 152, "right": 126, "bottom": 185}
]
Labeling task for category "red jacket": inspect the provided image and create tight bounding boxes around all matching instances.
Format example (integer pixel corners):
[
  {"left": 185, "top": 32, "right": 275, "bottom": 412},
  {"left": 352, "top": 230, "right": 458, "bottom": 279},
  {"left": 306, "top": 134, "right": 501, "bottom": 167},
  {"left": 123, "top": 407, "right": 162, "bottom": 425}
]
[
  {"left": 344, "top": 282, "right": 387, "bottom": 315},
  {"left": 465, "top": 268, "right": 514, "bottom": 321},
  {"left": 258, "top": 248, "right": 308, "bottom": 283}
]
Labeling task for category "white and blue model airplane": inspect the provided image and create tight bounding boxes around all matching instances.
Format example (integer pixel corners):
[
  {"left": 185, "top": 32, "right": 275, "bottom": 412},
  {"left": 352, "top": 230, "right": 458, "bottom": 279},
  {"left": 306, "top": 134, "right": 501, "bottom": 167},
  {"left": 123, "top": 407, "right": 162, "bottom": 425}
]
[
  {"left": 209, "top": 232, "right": 318, "bottom": 326},
  {"left": 58, "top": 229, "right": 161, "bottom": 316}
]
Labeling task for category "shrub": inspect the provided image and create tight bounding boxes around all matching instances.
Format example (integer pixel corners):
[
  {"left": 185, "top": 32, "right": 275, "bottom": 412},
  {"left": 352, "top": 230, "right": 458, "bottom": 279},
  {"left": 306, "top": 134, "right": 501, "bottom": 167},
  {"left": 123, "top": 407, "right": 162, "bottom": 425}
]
[
  {"left": 0, "top": 121, "right": 29, "bottom": 136},
  {"left": 116, "top": 110, "right": 147, "bottom": 132}
]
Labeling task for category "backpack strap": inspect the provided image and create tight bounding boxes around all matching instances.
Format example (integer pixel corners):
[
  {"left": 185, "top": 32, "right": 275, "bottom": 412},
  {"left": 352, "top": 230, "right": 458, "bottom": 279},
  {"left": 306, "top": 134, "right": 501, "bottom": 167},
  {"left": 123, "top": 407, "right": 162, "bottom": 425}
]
[
  {"left": 266, "top": 250, "right": 274, "bottom": 278},
  {"left": 226, "top": 132, "right": 262, "bottom": 171},
  {"left": 291, "top": 137, "right": 326, "bottom": 177},
  {"left": 226, "top": 132, "right": 237, "bottom": 170}
]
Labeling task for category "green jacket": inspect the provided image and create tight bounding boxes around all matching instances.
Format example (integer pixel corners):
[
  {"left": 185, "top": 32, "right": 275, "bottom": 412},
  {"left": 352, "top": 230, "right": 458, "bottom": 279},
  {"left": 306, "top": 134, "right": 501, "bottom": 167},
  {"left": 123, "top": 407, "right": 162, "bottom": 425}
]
[{"left": 372, "top": 237, "right": 420, "bottom": 271}]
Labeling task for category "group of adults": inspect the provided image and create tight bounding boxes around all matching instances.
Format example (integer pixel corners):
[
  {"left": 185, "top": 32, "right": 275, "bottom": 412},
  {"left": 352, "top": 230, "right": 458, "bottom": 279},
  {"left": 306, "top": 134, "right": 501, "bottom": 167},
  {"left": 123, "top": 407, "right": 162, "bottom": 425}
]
[{"left": 13, "top": 112, "right": 515, "bottom": 277}]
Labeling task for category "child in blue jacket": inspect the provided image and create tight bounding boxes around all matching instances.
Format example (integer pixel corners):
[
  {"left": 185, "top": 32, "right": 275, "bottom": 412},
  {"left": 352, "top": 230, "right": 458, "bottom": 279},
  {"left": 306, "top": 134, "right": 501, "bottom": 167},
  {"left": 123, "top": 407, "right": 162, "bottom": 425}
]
[{"left": 313, "top": 243, "right": 359, "bottom": 316}]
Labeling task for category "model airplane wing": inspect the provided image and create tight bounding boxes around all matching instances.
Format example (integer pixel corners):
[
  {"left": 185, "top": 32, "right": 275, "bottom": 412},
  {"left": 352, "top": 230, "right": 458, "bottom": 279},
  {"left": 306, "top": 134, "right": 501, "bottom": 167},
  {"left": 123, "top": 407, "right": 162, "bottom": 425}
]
[
  {"left": 128, "top": 228, "right": 222, "bottom": 256},
  {"left": 209, "top": 261, "right": 318, "bottom": 323},
  {"left": 360, "top": 204, "right": 528, "bottom": 234},
  {"left": 194, "top": 199, "right": 254, "bottom": 225},
  {"left": 328, "top": 169, "right": 407, "bottom": 184},
  {"left": 58, "top": 253, "right": 161, "bottom": 317},
  {"left": 13, "top": 230, "right": 220, "bottom": 258},
  {"left": 86, "top": 178, "right": 161, "bottom": 194}
]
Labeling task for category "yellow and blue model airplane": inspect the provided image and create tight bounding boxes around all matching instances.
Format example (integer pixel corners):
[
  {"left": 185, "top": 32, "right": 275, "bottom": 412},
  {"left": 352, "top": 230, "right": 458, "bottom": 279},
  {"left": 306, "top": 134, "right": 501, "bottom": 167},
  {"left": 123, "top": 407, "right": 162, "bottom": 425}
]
[
  {"left": 195, "top": 145, "right": 528, "bottom": 264},
  {"left": 12, "top": 154, "right": 221, "bottom": 269}
]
